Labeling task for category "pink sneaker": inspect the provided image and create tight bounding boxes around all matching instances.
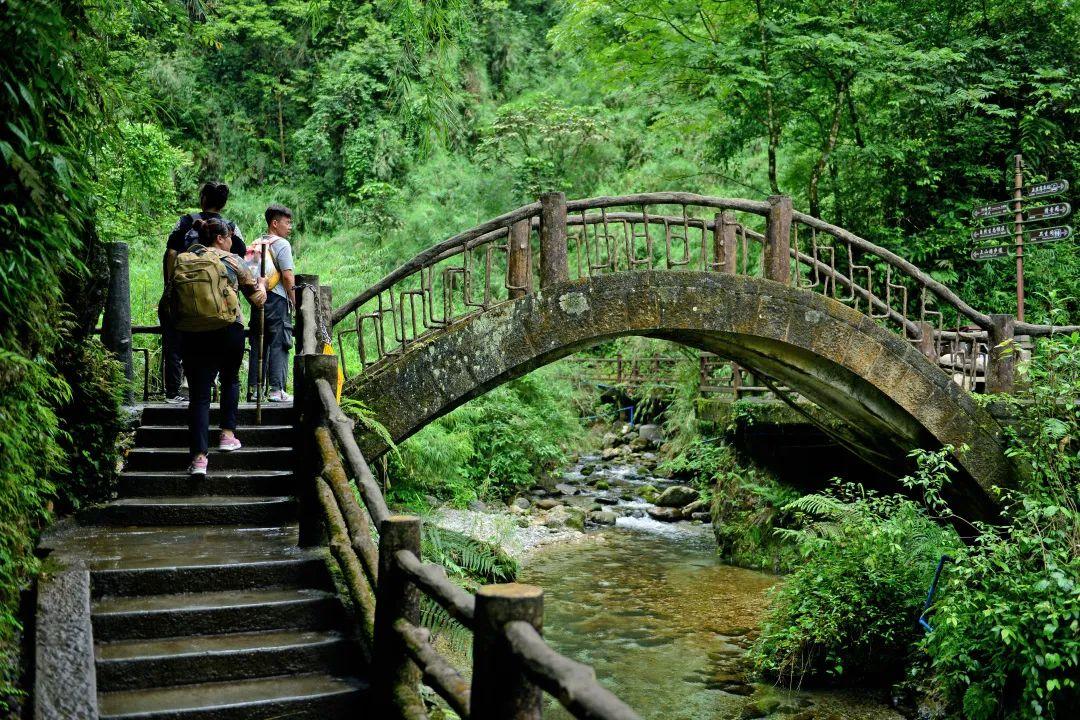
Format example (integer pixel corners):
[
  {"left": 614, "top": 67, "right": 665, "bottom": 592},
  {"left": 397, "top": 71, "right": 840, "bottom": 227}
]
[
  {"left": 188, "top": 456, "right": 208, "bottom": 476},
  {"left": 218, "top": 435, "right": 242, "bottom": 452}
]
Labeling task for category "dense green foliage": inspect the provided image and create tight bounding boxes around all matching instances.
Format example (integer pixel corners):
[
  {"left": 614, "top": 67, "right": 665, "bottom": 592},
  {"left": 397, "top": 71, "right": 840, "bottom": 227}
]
[
  {"left": 751, "top": 464, "right": 960, "bottom": 687},
  {"left": 0, "top": 0, "right": 133, "bottom": 707},
  {"left": 751, "top": 336, "right": 1080, "bottom": 717},
  {"left": 924, "top": 335, "right": 1080, "bottom": 718},
  {"left": 388, "top": 371, "right": 583, "bottom": 507}
]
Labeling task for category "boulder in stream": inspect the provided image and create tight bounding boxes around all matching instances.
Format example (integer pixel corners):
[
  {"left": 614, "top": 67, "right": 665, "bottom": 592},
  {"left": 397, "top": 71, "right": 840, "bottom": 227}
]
[
  {"left": 535, "top": 498, "right": 562, "bottom": 510},
  {"left": 601, "top": 432, "right": 619, "bottom": 448},
  {"left": 655, "top": 485, "right": 699, "bottom": 507},
  {"left": 580, "top": 463, "right": 597, "bottom": 476},
  {"left": 554, "top": 483, "right": 578, "bottom": 496},
  {"left": 680, "top": 498, "right": 710, "bottom": 517},
  {"left": 589, "top": 510, "right": 618, "bottom": 525},
  {"left": 600, "top": 447, "right": 621, "bottom": 461},
  {"left": 646, "top": 506, "right": 682, "bottom": 522},
  {"left": 512, "top": 497, "right": 531, "bottom": 510},
  {"left": 637, "top": 424, "right": 664, "bottom": 445}
]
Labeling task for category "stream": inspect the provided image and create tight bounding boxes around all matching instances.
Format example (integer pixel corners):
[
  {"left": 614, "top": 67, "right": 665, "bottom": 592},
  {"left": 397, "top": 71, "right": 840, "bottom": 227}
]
[{"left": 516, "top": 455, "right": 904, "bottom": 720}]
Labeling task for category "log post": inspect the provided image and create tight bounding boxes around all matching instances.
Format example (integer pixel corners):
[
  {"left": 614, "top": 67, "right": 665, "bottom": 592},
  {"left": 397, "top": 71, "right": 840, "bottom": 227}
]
[
  {"left": 713, "top": 212, "right": 737, "bottom": 274},
  {"left": 374, "top": 516, "right": 426, "bottom": 719},
  {"left": 296, "top": 353, "right": 338, "bottom": 546},
  {"left": 764, "top": 195, "right": 792, "bottom": 284},
  {"left": 915, "top": 322, "right": 938, "bottom": 362},
  {"left": 471, "top": 583, "right": 545, "bottom": 720},
  {"left": 102, "top": 242, "right": 134, "bottom": 404},
  {"left": 986, "top": 314, "right": 1016, "bottom": 395},
  {"left": 539, "top": 192, "right": 568, "bottom": 288},
  {"left": 318, "top": 284, "right": 333, "bottom": 347},
  {"left": 508, "top": 219, "right": 531, "bottom": 299}
]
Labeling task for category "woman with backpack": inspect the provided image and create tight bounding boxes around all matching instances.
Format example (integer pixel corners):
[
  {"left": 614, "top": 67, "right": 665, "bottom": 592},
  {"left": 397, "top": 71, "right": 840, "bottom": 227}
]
[{"left": 171, "top": 217, "right": 266, "bottom": 475}]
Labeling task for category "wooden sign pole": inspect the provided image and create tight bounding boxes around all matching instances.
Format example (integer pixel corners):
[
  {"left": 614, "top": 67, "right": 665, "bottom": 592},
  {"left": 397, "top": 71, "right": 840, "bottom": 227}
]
[{"left": 1013, "top": 153, "right": 1025, "bottom": 322}]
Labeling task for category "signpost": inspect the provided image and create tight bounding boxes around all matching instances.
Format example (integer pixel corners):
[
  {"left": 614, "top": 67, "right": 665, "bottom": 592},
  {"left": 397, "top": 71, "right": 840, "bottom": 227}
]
[{"left": 968, "top": 154, "right": 1072, "bottom": 321}]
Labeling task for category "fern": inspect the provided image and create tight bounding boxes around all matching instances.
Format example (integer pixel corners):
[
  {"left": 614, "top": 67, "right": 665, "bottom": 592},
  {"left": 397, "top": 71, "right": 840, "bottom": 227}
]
[{"left": 340, "top": 397, "right": 399, "bottom": 460}]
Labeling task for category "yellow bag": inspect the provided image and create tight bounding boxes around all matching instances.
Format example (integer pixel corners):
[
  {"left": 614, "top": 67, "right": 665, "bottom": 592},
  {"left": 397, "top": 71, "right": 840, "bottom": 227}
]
[
  {"left": 248, "top": 238, "right": 281, "bottom": 290},
  {"left": 322, "top": 343, "right": 345, "bottom": 401}
]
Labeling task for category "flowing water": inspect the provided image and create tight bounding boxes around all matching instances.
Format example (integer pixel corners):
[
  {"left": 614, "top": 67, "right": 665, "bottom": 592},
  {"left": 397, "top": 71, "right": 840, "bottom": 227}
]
[{"left": 518, "top": 457, "right": 903, "bottom": 720}]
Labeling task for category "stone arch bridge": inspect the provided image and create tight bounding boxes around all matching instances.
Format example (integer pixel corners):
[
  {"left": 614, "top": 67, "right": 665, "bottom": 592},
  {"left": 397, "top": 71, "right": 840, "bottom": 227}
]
[{"left": 330, "top": 192, "right": 1076, "bottom": 521}]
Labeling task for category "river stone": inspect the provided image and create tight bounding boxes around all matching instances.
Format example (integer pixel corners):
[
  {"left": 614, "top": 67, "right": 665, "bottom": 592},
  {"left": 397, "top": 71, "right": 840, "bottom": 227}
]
[
  {"left": 535, "top": 498, "right": 562, "bottom": 510},
  {"left": 647, "top": 506, "right": 682, "bottom": 522},
  {"left": 656, "top": 486, "right": 699, "bottom": 507},
  {"left": 619, "top": 423, "right": 634, "bottom": 436},
  {"left": 601, "top": 432, "right": 619, "bottom": 448},
  {"left": 589, "top": 510, "right": 618, "bottom": 525},
  {"left": 555, "top": 483, "right": 577, "bottom": 495},
  {"left": 512, "top": 497, "right": 531, "bottom": 510},
  {"left": 690, "top": 512, "right": 711, "bottom": 522},
  {"left": 637, "top": 423, "right": 664, "bottom": 445},
  {"left": 594, "top": 479, "right": 611, "bottom": 490},
  {"left": 595, "top": 496, "right": 618, "bottom": 506},
  {"left": 468, "top": 500, "right": 488, "bottom": 512},
  {"left": 600, "top": 447, "right": 621, "bottom": 460},
  {"left": 563, "top": 495, "right": 598, "bottom": 511},
  {"left": 741, "top": 697, "right": 782, "bottom": 718},
  {"left": 629, "top": 436, "right": 649, "bottom": 451},
  {"left": 680, "top": 498, "right": 710, "bottom": 517},
  {"left": 580, "top": 463, "right": 597, "bottom": 476}
]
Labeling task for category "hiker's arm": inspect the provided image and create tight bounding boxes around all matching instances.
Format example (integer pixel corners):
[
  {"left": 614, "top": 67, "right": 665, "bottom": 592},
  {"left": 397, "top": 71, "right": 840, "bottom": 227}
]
[
  {"left": 162, "top": 250, "right": 177, "bottom": 286},
  {"left": 282, "top": 269, "right": 296, "bottom": 308}
]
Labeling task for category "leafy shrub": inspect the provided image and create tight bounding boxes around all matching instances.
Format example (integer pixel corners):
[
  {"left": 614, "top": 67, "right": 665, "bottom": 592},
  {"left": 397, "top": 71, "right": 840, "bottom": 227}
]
[
  {"left": 923, "top": 334, "right": 1080, "bottom": 719},
  {"left": 751, "top": 469, "right": 959, "bottom": 687},
  {"left": 52, "top": 339, "right": 125, "bottom": 510},
  {"left": 389, "top": 371, "right": 582, "bottom": 505}
]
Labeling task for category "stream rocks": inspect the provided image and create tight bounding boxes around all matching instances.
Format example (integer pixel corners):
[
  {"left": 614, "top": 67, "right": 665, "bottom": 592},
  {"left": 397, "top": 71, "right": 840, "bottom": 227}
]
[{"left": 655, "top": 485, "right": 699, "bottom": 507}]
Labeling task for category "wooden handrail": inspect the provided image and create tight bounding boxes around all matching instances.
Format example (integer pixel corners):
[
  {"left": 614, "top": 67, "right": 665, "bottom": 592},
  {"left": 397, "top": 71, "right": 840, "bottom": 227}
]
[
  {"left": 394, "top": 618, "right": 472, "bottom": 717},
  {"left": 394, "top": 549, "right": 477, "bottom": 625},
  {"left": 504, "top": 620, "right": 642, "bottom": 720}
]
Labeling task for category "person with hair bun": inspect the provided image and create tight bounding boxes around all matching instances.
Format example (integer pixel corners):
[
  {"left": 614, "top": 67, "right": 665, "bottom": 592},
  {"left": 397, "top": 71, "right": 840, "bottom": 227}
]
[
  {"left": 158, "top": 181, "right": 247, "bottom": 403},
  {"left": 177, "top": 217, "right": 266, "bottom": 476}
]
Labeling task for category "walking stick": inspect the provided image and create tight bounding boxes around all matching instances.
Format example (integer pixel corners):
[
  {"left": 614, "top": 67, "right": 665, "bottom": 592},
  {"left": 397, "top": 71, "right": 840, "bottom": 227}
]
[{"left": 256, "top": 240, "right": 266, "bottom": 426}]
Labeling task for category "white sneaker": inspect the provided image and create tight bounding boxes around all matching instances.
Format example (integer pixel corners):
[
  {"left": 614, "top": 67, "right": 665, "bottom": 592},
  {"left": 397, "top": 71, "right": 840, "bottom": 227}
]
[
  {"left": 268, "top": 390, "right": 292, "bottom": 403},
  {"left": 164, "top": 395, "right": 187, "bottom": 405}
]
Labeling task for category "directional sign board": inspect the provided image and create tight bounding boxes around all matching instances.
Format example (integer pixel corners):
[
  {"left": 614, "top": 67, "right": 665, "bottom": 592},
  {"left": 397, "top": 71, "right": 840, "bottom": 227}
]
[
  {"left": 1025, "top": 202, "right": 1071, "bottom": 223},
  {"left": 972, "top": 202, "right": 1011, "bottom": 219},
  {"left": 1025, "top": 179, "right": 1069, "bottom": 199},
  {"left": 1026, "top": 225, "right": 1073, "bottom": 245},
  {"left": 971, "top": 245, "right": 1010, "bottom": 261},
  {"left": 971, "top": 224, "right": 1010, "bottom": 241}
]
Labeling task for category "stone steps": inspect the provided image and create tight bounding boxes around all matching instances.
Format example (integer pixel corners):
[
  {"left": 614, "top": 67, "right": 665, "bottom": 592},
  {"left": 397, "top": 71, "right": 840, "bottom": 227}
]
[
  {"left": 96, "top": 629, "right": 354, "bottom": 691},
  {"left": 38, "top": 400, "right": 370, "bottom": 718},
  {"left": 119, "top": 470, "right": 296, "bottom": 497},
  {"left": 94, "top": 496, "right": 298, "bottom": 526},
  {"left": 135, "top": 425, "right": 294, "bottom": 448},
  {"left": 139, "top": 403, "right": 294, "bottom": 426},
  {"left": 92, "top": 587, "right": 344, "bottom": 641},
  {"left": 125, "top": 447, "right": 292, "bottom": 472},
  {"left": 97, "top": 672, "right": 367, "bottom": 720}
]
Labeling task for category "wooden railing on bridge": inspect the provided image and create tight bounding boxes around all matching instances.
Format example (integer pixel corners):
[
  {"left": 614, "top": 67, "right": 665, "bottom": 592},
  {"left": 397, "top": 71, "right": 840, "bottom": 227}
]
[
  {"left": 291, "top": 280, "right": 642, "bottom": 720},
  {"left": 329, "top": 192, "right": 1078, "bottom": 396},
  {"left": 556, "top": 352, "right": 778, "bottom": 398}
]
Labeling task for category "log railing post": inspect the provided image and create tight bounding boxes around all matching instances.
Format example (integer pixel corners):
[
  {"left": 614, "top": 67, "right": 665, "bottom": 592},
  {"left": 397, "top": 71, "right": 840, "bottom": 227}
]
[
  {"left": 713, "top": 212, "right": 737, "bottom": 274},
  {"left": 374, "top": 516, "right": 426, "bottom": 719},
  {"left": 296, "top": 353, "right": 338, "bottom": 546},
  {"left": 539, "top": 192, "right": 568, "bottom": 288},
  {"left": 915, "top": 322, "right": 938, "bottom": 362},
  {"left": 986, "top": 314, "right": 1016, "bottom": 394},
  {"left": 102, "top": 241, "right": 134, "bottom": 404},
  {"left": 508, "top": 219, "right": 531, "bottom": 299},
  {"left": 764, "top": 195, "right": 792, "bottom": 284},
  {"left": 471, "top": 583, "right": 544, "bottom": 720}
]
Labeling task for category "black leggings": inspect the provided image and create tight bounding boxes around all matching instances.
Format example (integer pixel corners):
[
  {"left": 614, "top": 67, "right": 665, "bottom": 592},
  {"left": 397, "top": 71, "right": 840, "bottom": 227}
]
[{"left": 181, "top": 323, "right": 245, "bottom": 457}]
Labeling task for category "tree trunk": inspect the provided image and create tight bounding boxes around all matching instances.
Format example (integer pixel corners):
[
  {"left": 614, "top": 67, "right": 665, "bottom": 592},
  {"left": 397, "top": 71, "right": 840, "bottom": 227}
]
[
  {"left": 277, "top": 91, "right": 286, "bottom": 167},
  {"left": 809, "top": 84, "right": 845, "bottom": 218},
  {"left": 754, "top": 0, "right": 781, "bottom": 195}
]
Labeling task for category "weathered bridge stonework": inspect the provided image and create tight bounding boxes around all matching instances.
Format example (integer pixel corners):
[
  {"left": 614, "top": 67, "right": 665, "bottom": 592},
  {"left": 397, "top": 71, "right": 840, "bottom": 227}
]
[{"left": 349, "top": 271, "right": 1012, "bottom": 521}]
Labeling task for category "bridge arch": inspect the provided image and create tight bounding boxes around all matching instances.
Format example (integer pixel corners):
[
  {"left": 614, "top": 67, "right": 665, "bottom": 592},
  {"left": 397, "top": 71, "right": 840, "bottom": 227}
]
[{"left": 347, "top": 271, "right": 1011, "bottom": 522}]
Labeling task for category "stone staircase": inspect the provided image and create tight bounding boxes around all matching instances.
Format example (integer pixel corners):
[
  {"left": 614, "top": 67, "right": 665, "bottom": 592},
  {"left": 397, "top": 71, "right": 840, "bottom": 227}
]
[{"left": 45, "top": 403, "right": 368, "bottom": 719}]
